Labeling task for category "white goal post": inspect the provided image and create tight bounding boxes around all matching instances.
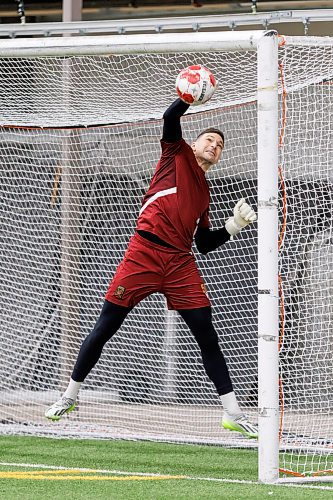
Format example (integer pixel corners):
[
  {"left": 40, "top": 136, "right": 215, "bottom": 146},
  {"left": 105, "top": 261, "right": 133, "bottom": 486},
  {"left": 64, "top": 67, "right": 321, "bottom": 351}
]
[{"left": 0, "top": 31, "right": 332, "bottom": 485}]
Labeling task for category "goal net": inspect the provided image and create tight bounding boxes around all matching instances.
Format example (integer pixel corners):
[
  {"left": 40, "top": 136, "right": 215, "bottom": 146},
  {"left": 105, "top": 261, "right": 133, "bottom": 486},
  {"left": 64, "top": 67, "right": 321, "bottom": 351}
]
[
  {"left": 277, "top": 36, "right": 333, "bottom": 481},
  {"left": 0, "top": 31, "right": 332, "bottom": 482}
]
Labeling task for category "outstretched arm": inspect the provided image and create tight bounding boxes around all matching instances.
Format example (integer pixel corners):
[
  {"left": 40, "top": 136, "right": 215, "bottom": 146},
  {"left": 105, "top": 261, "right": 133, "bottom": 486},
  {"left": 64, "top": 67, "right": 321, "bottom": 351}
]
[
  {"left": 162, "top": 98, "right": 190, "bottom": 143},
  {"left": 195, "top": 199, "right": 257, "bottom": 255},
  {"left": 195, "top": 227, "right": 230, "bottom": 255}
]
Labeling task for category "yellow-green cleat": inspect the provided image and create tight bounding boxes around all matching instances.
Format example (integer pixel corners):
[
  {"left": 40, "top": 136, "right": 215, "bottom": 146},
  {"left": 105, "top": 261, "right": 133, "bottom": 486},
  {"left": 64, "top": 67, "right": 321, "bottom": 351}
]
[
  {"left": 222, "top": 414, "right": 258, "bottom": 439},
  {"left": 45, "top": 397, "right": 76, "bottom": 421}
]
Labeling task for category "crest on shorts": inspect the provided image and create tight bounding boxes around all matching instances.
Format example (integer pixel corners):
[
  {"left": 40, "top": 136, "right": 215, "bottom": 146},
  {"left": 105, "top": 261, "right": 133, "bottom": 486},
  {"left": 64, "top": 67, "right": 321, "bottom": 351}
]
[
  {"left": 201, "top": 283, "right": 208, "bottom": 296},
  {"left": 114, "top": 285, "right": 126, "bottom": 299}
]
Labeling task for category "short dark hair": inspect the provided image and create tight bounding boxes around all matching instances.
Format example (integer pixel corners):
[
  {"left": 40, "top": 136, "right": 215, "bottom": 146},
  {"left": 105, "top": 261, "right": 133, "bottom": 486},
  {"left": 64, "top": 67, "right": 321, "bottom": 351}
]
[{"left": 196, "top": 127, "right": 225, "bottom": 145}]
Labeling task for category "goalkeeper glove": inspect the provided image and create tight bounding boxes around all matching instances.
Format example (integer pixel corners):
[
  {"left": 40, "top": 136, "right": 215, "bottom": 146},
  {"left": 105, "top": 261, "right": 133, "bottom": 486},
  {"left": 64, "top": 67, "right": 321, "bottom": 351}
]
[{"left": 225, "top": 198, "right": 257, "bottom": 236}]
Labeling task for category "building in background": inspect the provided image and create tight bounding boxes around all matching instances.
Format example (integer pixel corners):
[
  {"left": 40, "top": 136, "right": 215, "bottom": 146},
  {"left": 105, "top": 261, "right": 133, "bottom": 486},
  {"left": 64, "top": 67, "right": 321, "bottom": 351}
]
[{"left": 1, "top": 1, "right": 333, "bottom": 36}]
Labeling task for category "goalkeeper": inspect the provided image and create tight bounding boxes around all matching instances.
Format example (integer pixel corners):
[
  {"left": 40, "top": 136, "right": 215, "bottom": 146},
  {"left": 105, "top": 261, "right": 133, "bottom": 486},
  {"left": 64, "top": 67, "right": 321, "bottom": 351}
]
[{"left": 46, "top": 97, "right": 258, "bottom": 439}]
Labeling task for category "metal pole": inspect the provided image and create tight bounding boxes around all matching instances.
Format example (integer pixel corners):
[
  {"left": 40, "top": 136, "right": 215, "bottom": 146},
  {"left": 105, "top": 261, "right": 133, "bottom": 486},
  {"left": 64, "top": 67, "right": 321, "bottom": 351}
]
[
  {"left": 0, "top": 31, "right": 268, "bottom": 58},
  {"left": 163, "top": 308, "right": 178, "bottom": 402},
  {"left": 62, "top": 0, "right": 82, "bottom": 23},
  {"left": 257, "top": 31, "right": 279, "bottom": 483},
  {"left": 58, "top": 1, "right": 83, "bottom": 390},
  {"left": 59, "top": 57, "right": 82, "bottom": 390},
  {"left": 14, "top": 0, "right": 26, "bottom": 24},
  {"left": 59, "top": 130, "right": 82, "bottom": 388}
]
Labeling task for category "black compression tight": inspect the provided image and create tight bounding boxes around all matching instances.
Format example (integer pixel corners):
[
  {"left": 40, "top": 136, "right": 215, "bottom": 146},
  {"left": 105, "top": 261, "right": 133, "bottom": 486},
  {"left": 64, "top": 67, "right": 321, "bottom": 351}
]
[
  {"left": 71, "top": 300, "right": 131, "bottom": 382},
  {"left": 178, "top": 307, "right": 233, "bottom": 396},
  {"left": 71, "top": 301, "right": 233, "bottom": 396}
]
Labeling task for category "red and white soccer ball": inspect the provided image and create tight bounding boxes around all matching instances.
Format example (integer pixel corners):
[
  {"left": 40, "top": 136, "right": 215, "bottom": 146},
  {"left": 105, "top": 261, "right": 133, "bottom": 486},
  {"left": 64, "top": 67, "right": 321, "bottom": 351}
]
[{"left": 175, "top": 65, "right": 217, "bottom": 106}]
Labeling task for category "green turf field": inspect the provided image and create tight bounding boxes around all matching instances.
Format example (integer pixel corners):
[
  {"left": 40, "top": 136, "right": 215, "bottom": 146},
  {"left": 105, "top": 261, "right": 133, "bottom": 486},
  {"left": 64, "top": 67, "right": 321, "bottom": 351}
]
[{"left": 0, "top": 436, "right": 332, "bottom": 499}]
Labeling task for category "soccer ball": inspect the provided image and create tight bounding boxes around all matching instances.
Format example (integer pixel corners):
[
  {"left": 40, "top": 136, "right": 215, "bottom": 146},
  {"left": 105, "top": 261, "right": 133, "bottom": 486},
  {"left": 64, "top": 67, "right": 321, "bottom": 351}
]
[{"left": 175, "top": 65, "right": 217, "bottom": 106}]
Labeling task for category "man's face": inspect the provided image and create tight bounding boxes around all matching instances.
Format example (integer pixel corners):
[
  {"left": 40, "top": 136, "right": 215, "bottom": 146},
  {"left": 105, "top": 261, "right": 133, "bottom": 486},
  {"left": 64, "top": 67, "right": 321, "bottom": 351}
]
[{"left": 192, "top": 132, "right": 224, "bottom": 169}]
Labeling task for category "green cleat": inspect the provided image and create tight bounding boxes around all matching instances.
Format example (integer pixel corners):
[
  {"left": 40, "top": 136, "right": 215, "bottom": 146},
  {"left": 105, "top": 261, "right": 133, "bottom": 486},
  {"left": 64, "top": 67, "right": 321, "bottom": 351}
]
[
  {"left": 45, "top": 397, "right": 76, "bottom": 421},
  {"left": 222, "top": 414, "right": 258, "bottom": 439}
]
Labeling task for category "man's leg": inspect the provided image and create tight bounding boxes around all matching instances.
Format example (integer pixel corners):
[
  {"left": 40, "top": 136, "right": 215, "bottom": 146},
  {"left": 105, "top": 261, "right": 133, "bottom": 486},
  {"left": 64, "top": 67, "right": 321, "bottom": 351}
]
[
  {"left": 178, "top": 306, "right": 258, "bottom": 439},
  {"left": 45, "top": 300, "right": 131, "bottom": 420},
  {"left": 71, "top": 300, "right": 131, "bottom": 382},
  {"left": 178, "top": 306, "right": 234, "bottom": 396}
]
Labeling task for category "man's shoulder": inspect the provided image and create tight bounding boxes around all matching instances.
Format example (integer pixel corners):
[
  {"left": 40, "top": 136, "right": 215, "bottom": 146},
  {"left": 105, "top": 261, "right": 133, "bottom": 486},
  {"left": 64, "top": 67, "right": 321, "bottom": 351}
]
[
  {"left": 160, "top": 138, "right": 195, "bottom": 155},
  {"left": 160, "top": 137, "right": 186, "bottom": 148},
  {"left": 158, "top": 138, "right": 187, "bottom": 159}
]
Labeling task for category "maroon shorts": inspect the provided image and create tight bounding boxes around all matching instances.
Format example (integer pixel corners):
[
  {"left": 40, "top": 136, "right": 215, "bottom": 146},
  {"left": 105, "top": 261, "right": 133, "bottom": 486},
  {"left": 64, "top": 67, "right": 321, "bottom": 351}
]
[{"left": 105, "top": 233, "right": 210, "bottom": 310}]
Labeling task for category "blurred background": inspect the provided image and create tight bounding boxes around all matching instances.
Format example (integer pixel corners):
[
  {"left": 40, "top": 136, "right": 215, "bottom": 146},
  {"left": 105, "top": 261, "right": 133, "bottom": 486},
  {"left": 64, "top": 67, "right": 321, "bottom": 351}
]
[{"left": 0, "top": 1, "right": 332, "bottom": 27}]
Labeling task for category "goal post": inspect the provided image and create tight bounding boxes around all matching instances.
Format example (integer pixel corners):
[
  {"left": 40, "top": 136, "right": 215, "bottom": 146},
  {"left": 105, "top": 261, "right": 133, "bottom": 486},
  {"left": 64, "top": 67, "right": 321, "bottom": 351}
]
[
  {"left": 257, "top": 33, "right": 279, "bottom": 484},
  {"left": 0, "top": 30, "right": 332, "bottom": 484}
]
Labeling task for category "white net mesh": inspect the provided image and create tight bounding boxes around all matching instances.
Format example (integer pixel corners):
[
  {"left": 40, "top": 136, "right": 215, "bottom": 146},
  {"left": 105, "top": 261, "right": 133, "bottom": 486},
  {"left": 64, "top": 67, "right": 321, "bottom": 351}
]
[
  {"left": 0, "top": 49, "right": 258, "bottom": 449},
  {"left": 0, "top": 52, "right": 256, "bottom": 127},
  {"left": 0, "top": 35, "right": 332, "bottom": 478},
  {"left": 278, "top": 37, "right": 333, "bottom": 478}
]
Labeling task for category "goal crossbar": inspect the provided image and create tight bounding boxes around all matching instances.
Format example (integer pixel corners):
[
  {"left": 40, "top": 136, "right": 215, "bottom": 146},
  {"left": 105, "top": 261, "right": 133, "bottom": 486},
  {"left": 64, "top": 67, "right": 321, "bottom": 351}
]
[{"left": 0, "top": 30, "right": 271, "bottom": 58}]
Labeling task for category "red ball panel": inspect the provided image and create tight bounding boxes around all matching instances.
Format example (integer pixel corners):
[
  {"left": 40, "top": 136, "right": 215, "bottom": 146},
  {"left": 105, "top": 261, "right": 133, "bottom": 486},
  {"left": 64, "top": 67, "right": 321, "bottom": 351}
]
[
  {"left": 180, "top": 70, "right": 201, "bottom": 84},
  {"left": 176, "top": 87, "right": 195, "bottom": 103}
]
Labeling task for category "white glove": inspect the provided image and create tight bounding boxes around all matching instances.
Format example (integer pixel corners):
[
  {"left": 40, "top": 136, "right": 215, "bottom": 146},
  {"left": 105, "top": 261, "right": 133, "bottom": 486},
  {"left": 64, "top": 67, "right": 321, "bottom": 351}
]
[{"left": 225, "top": 199, "right": 257, "bottom": 236}]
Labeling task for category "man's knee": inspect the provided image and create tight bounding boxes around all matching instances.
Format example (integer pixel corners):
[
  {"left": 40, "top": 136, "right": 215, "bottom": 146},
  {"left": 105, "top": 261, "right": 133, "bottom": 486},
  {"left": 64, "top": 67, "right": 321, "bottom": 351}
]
[{"left": 196, "top": 325, "right": 220, "bottom": 353}]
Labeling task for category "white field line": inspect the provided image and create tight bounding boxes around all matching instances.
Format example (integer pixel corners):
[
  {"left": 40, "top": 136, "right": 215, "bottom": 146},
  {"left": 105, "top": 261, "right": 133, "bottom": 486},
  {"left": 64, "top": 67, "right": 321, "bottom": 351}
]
[{"left": 0, "top": 462, "right": 332, "bottom": 491}]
